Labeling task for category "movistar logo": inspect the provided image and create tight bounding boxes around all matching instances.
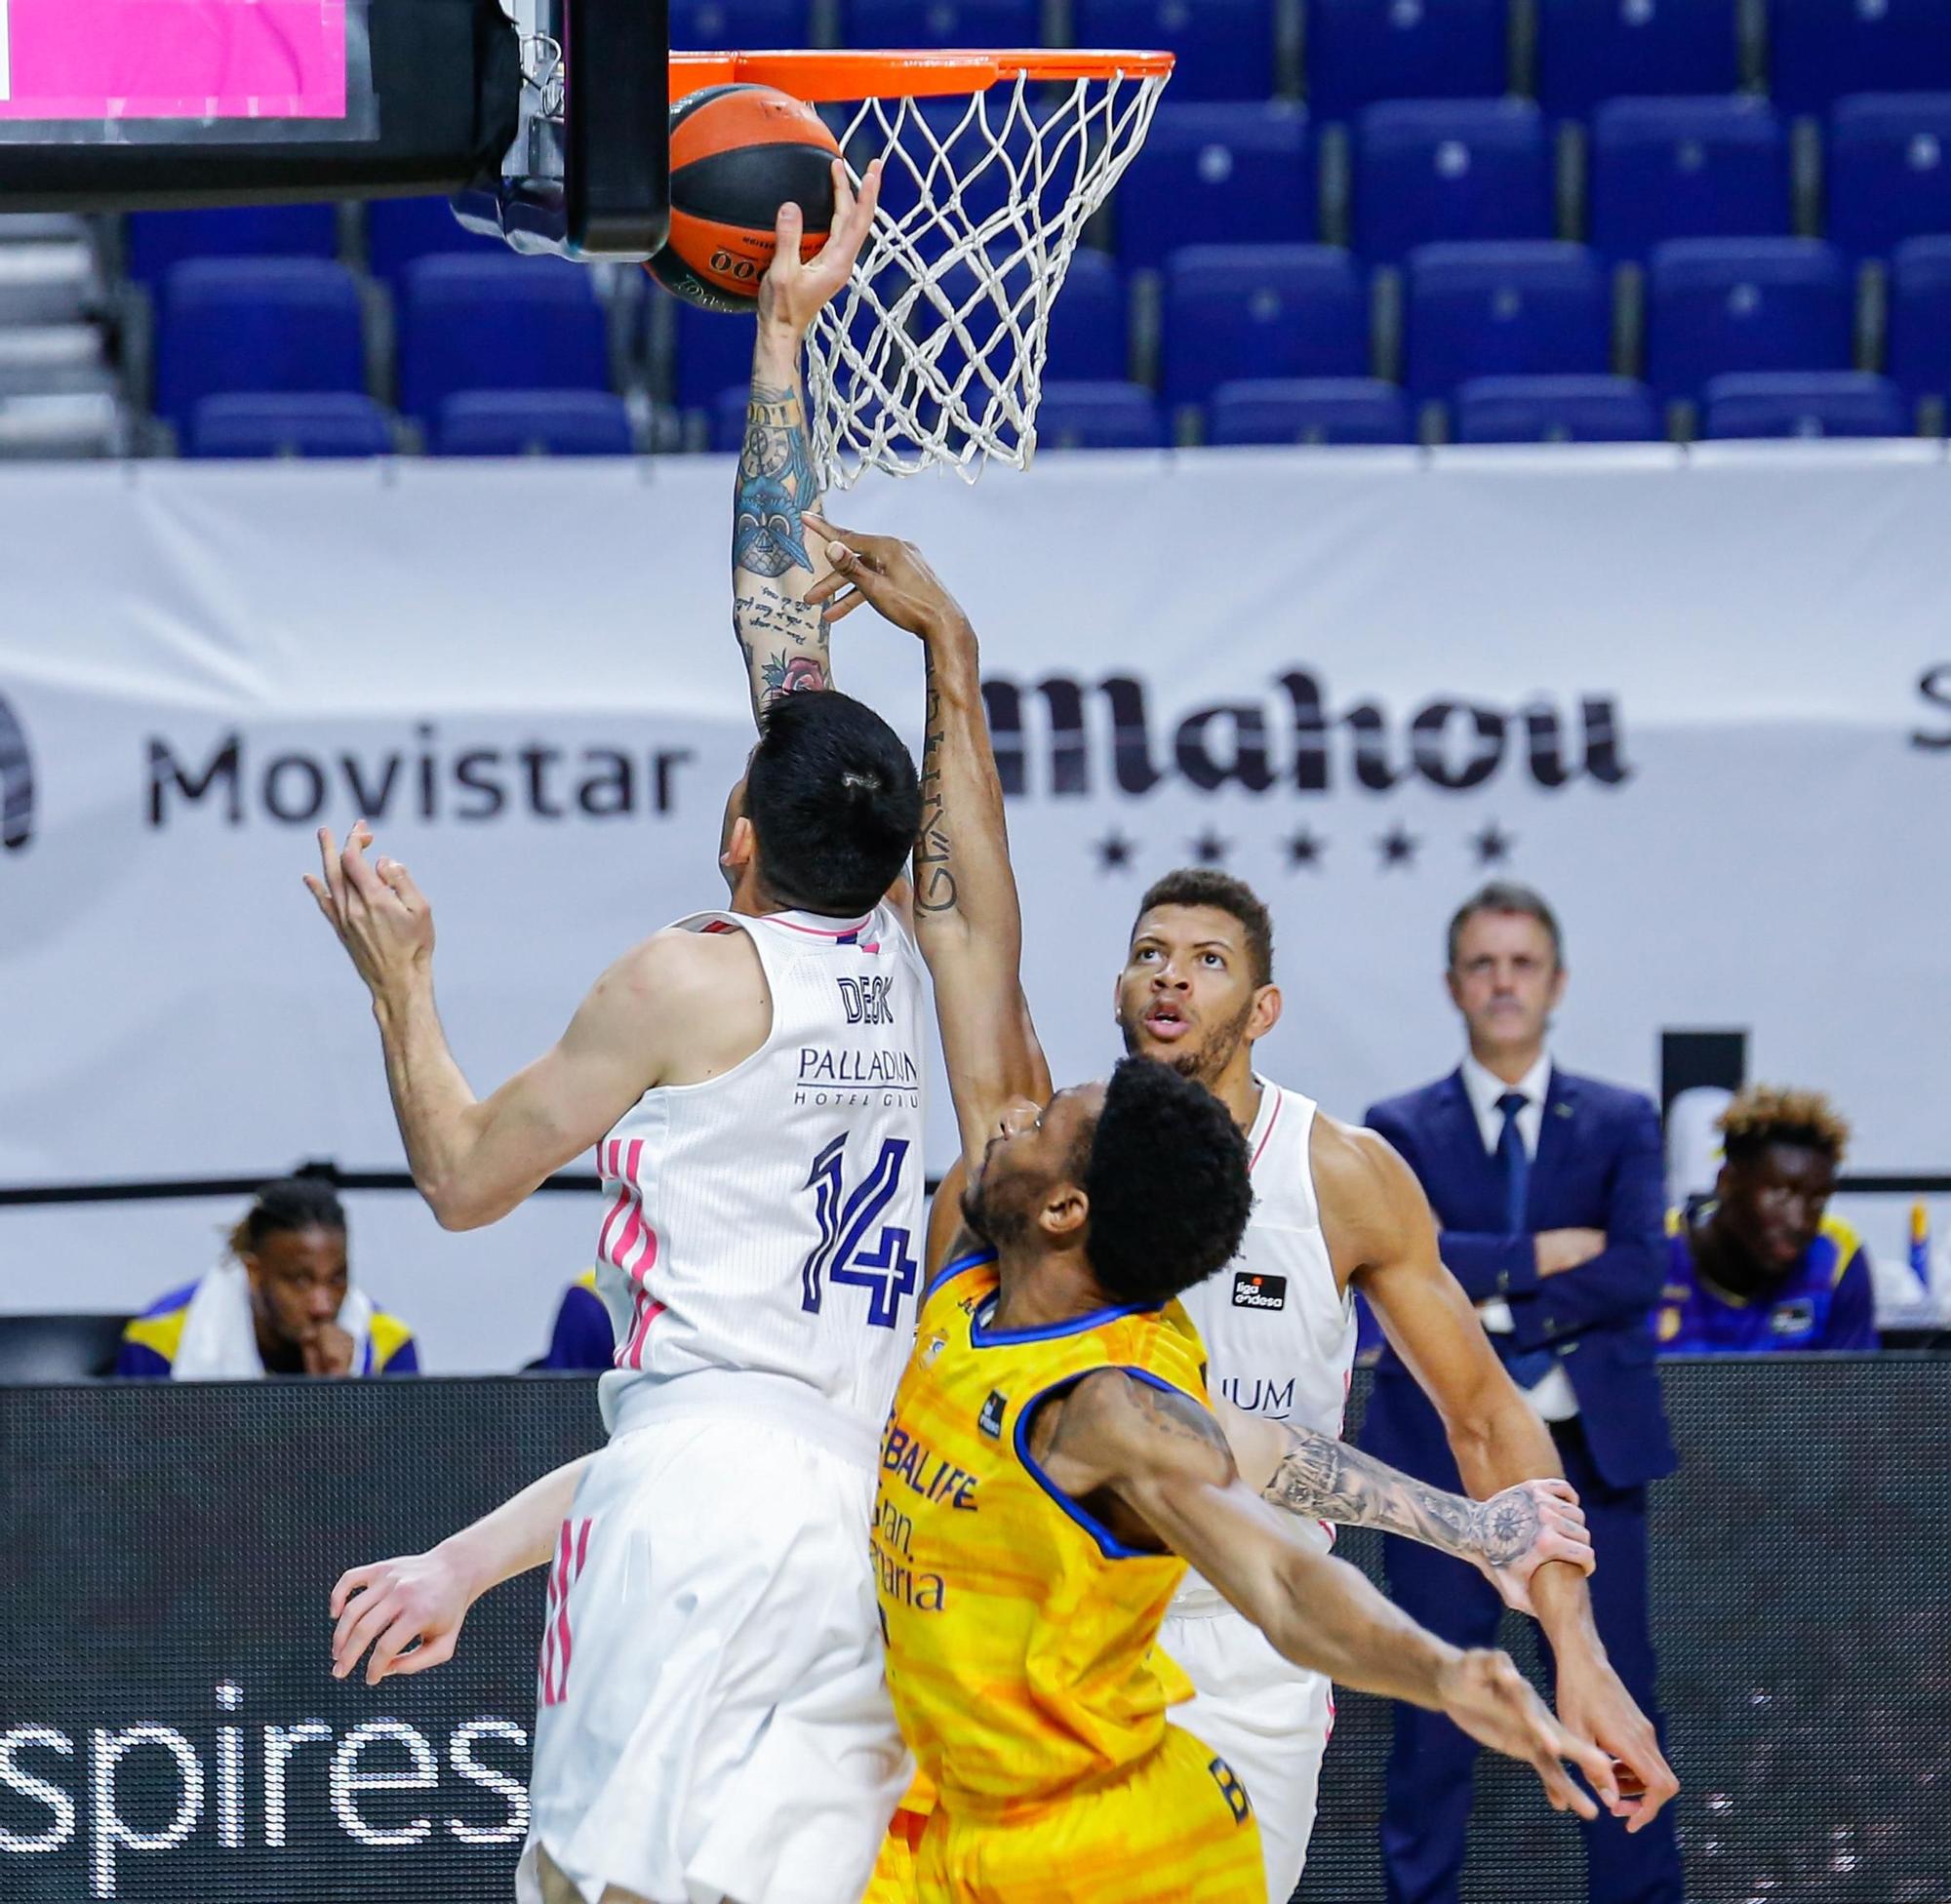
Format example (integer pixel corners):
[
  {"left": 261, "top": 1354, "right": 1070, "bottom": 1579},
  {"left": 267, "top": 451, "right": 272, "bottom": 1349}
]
[{"left": 0, "top": 694, "right": 31, "bottom": 852}]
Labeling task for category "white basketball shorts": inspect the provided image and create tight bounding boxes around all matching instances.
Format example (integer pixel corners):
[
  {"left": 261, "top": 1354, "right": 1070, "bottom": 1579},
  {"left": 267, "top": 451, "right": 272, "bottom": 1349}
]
[
  {"left": 518, "top": 1408, "right": 909, "bottom": 1904},
  {"left": 1164, "top": 1605, "right": 1336, "bottom": 1904}
]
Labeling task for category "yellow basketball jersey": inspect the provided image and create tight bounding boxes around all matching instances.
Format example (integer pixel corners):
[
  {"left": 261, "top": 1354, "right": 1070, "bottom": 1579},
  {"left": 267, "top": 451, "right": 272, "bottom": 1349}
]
[{"left": 873, "top": 1248, "right": 1211, "bottom": 1809}]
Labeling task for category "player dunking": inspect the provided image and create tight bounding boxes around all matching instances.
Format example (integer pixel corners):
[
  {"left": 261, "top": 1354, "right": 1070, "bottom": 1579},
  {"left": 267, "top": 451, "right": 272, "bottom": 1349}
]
[{"left": 307, "top": 166, "right": 941, "bottom": 1904}]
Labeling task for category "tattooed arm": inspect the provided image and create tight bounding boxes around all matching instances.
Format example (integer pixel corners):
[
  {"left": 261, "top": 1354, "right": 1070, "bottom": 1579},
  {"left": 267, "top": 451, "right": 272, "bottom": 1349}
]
[
  {"left": 729, "top": 162, "right": 881, "bottom": 723},
  {"left": 807, "top": 526, "right": 1052, "bottom": 1162},
  {"left": 1215, "top": 1399, "right": 1592, "bottom": 1615},
  {"left": 1032, "top": 1369, "right": 1613, "bottom": 1820}
]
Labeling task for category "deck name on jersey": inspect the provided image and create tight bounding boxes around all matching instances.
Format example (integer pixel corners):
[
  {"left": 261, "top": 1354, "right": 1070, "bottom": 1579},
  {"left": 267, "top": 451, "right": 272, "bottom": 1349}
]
[
  {"left": 881, "top": 1421, "right": 981, "bottom": 1511},
  {"left": 1231, "top": 1272, "right": 1288, "bottom": 1311},
  {"left": 837, "top": 974, "right": 896, "bottom": 1024}
]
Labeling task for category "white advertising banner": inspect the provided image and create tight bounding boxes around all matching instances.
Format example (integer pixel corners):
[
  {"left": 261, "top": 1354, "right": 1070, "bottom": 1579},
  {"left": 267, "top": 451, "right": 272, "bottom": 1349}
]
[{"left": 2, "top": 444, "right": 1946, "bottom": 1368}]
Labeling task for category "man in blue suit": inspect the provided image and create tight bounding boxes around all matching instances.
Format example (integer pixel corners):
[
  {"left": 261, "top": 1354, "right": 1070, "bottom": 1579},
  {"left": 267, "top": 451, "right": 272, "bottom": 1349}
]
[{"left": 1363, "top": 882, "right": 1683, "bottom": 1904}]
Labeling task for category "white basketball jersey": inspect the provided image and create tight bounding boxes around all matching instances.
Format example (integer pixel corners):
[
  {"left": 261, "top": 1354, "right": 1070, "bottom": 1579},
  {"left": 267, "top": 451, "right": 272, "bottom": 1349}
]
[
  {"left": 591, "top": 902, "right": 927, "bottom": 1439},
  {"left": 1175, "top": 1080, "right": 1355, "bottom": 1606}
]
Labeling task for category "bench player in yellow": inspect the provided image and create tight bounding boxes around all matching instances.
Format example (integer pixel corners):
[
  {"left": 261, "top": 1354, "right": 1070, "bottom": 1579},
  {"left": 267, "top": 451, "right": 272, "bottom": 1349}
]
[{"left": 806, "top": 532, "right": 1615, "bottom": 1903}]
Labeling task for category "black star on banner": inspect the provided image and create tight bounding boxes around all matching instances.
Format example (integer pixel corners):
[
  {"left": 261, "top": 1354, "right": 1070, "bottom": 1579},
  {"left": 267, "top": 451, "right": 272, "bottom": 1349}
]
[
  {"left": 1286, "top": 828, "right": 1326, "bottom": 869},
  {"left": 1191, "top": 830, "right": 1230, "bottom": 867},
  {"left": 1471, "top": 820, "right": 1515, "bottom": 866},
  {"left": 1376, "top": 823, "right": 1420, "bottom": 869},
  {"left": 1095, "top": 831, "right": 1134, "bottom": 871}
]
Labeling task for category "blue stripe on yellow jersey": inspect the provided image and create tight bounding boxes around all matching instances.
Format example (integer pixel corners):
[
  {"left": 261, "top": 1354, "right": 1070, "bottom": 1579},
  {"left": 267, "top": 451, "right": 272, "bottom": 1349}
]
[
  {"left": 1658, "top": 1203, "right": 1877, "bottom": 1353},
  {"left": 114, "top": 1278, "right": 420, "bottom": 1378}
]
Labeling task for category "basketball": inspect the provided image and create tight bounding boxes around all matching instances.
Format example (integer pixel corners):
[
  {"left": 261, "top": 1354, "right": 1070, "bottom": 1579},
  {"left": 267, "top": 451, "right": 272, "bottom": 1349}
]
[{"left": 645, "top": 84, "right": 842, "bottom": 312}]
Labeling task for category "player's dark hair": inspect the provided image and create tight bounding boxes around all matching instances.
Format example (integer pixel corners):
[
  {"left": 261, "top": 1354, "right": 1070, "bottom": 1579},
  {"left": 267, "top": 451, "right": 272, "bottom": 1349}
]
[
  {"left": 1447, "top": 880, "right": 1564, "bottom": 970},
  {"left": 745, "top": 692, "right": 920, "bottom": 917},
  {"left": 1072, "top": 1057, "right": 1254, "bottom": 1307},
  {"left": 1135, "top": 869, "right": 1275, "bottom": 988},
  {"left": 228, "top": 1174, "right": 345, "bottom": 1259}
]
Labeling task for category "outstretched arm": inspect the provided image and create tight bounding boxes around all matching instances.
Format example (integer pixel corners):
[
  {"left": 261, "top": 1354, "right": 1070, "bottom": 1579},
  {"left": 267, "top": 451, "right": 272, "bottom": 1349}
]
[
  {"left": 807, "top": 525, "right": 1052, "bottom": 1161},
  {"left": 1038, "top": 1371, "right": 1614, "bottom": 1820},
  {"left": 329, "top": 1454, "right": 594, "bottom": 1685},
  {"left": 306, "top": 825, "right": 717, "bottom": 1231},
  {"left": 1216, "top": 1399, "right": 1591, "bottom": 1616},
  {"left": 730, "top": 162, "right": 881, "bottom": 722},
  {"left": 1323, "top": 1113, "right": 1680, "bottom": 1830}
]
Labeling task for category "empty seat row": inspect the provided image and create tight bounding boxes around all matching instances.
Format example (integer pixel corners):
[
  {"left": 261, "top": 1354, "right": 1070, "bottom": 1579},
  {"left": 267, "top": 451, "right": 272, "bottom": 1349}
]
[
  {"left": 1118, "top": 92, "right": 1951, "bottom": 267},
  {"left": 180, "top": 390, "right": 635, "bottom": 457},
  {"left": 675, "top": 0, "right": 1951, "bottom": 116},
  {"left": 150, "top": 255, "right": 613, "bottom": 434}
]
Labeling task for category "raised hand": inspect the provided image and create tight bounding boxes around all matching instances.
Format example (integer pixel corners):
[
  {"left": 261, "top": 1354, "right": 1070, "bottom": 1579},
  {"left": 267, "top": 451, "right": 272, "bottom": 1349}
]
[
  {"left": 803, "top": 513, "right": 972, "bottom": 638},
  {"left": 303, "top": 821, "right": 434, "bottom": 1002},
  {"left": 1473, "top": 1478, "right": 1596, "bottom": 1616},
  {"left": 330, "top": 1548, "right": 477, "bottom": 1686},
  {"left": 1437, "top": 1648, "right": 1617, "bottom": 1821},
  {"left": 756, "top": 157, "right": 883, "bottom": 337}
]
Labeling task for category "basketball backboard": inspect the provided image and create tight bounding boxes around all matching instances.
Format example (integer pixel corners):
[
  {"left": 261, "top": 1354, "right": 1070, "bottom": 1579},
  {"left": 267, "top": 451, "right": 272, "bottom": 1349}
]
[{"left": 0, "top": 0, "right": 669, "bottom": 258}]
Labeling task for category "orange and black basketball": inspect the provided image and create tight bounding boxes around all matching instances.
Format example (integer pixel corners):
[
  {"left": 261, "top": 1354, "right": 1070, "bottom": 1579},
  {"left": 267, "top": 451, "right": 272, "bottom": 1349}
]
[{"left": 645, "top": 84, "right": 841, "bottom": 312}]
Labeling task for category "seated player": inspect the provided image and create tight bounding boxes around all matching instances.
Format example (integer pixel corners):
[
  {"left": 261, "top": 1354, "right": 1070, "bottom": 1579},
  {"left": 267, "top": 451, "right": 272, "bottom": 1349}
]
[
  {"left": 1659, "top": 1085, "right": 1877, "bottom": 1353},
  {"left": 118, "top": 1174, "right": 418, "bottom": 1379},
  {"left": 534, "top": 1269, "right": 613, "bottom": 1370}
]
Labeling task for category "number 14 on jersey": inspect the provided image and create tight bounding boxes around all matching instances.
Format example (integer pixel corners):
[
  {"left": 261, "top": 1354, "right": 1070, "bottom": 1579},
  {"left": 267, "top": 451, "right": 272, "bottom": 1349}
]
[{"left": 800, "top": 1133, "right": 920, "bottom": 1329}]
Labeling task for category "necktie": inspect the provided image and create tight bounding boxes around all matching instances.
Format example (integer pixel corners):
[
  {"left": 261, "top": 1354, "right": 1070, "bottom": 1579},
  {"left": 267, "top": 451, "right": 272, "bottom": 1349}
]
[{"left": 1494, "top": 1090, "right": 1555, "bottom": 1390}]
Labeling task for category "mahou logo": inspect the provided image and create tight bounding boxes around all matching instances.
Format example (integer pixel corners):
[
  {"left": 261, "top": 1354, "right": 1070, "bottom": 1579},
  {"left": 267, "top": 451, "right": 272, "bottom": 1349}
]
[
  {"left": 979, "top": 667, "right": 1632, "bottom": 800},
  {"left": 0, "top": 694, "right": 31, "bottom": 852}
]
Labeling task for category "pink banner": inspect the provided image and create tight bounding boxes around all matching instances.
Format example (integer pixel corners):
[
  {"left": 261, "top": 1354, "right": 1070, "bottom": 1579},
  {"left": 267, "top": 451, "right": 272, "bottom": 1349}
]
[{"left": 0, "top": 0, "right": 348, "bottom": 120}]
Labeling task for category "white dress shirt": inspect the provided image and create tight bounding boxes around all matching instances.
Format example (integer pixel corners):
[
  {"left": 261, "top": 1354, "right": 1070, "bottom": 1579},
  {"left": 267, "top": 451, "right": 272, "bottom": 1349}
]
[{"left": 1460, "top": 1051, "right": 1579, "bottom": 1422}]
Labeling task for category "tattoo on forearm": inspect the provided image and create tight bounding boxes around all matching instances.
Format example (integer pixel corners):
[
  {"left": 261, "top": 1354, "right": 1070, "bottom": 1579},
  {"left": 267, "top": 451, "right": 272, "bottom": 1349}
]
[
  {"left": 914, "top": 652, "right": 956, "bottom": 915},
  {"left": 1261, "top": 1427, "right": 1539, "bottom": 1567},
  {"left": 734, "top": 585, "right": 830, "bottom": 704},
  {"left": 734, "top": 380, "right": 819, "bottom": 580}
]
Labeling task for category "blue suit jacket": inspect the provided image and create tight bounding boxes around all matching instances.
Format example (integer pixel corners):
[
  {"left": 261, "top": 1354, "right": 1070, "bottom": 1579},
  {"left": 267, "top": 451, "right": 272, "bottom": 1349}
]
[{"left": 1365, "top": 1066, "right": 1677, "bottom": 1489}]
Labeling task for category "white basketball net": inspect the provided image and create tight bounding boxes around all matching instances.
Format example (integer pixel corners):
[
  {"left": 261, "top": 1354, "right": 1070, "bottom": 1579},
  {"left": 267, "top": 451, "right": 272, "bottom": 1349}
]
[{"left": 805, "top": 69, "right": 1169, "bottom": 488}]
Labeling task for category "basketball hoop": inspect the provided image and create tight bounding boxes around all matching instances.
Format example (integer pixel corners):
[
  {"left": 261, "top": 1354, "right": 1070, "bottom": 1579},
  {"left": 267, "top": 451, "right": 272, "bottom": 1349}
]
[{"left": 671, "top": 50, "right": 1175, "bottom": 489}]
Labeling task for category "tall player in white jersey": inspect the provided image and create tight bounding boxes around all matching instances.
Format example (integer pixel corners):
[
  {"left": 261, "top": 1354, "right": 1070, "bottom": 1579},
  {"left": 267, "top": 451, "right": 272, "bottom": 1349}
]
[
  {"left": 1100, "top": 867, "right": 1681, "bottom": 1902},
  {"left": 304, "top": 166, "right": 949, "bottom": 1904}
]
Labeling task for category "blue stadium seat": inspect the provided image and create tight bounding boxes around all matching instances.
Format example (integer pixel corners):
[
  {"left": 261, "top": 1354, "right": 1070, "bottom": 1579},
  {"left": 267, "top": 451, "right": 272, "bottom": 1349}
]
[
  {"left": 1206, "top": 377, "right": 1413, "bottom": 443},
  {"left": 186, "top": 393, "right": 396, "bottom": 458},
  {"left": 1354, "top": 101, "right": 1552, "bottom": 260},
  {"left": 396, "top": 255, "right": 610, "bottom": 423},
  {"left": 366, "top": 196, "right": 505, "bottom": 286},
  {"left": 153, "top": 258, "right": 366, "bottom": 432},
  {"left": 1043, "top": 251, "right": 1131, "bottom": 381},
  {"left": 1826, "top": 94, "right": 1951, "bottom": 258},
  {"left": 1034, "top": 380, "right": 1169, "bottom": 447},
  {"left": 1590, "top": 98, "right": 1790, "bottom": 258},
  {"left": 1453, "top": 373, "right": 1662, "bottom": 439},
  {"left": 1771, "top": 0, "right": 1951, "bottom": 116},
  {"left": 1536, "top": 0, "right": 1741, "bottom": 119},
  {"left": 1113, "top": 104, "right": 1314, "bottom": 269},
  {"left": 126, "top": 204, "right": 338, "bottom": 284},
  {"left": 1886, "top": 235, "right": 1951, "bottom": 405},
  {"left": 1305, "top": 0, "right": 1510, "bottom": 122},
  {"left": 842, "top": 0, "right": 1039, "bottom": 48},
  {"left": 1073, "top": 0, "right": 1278, "bottom": 101},
  {"left": 670, "top": 0, "right": 813, "bottom": 47},
  {"left": 1161, "top": 246, "right": 1370, "bottom": 406},
  {"left": 435, "top": 390, "right": 635, "bottom": 455},
  {"left": 1701, "top": 369, "right": 1907, "bottom": 434},
  {"left": 1645, "top": 238, "right": 1852, "bottom": 401},
  {"left": 713, "top": 385, "right": 756, "bottom": 451},
  {"left": 672, "top": 305, "right": 761, "bottom": 411},
  {"left": 1403, "top": 242, "right": 1611, "bottom": 401}
]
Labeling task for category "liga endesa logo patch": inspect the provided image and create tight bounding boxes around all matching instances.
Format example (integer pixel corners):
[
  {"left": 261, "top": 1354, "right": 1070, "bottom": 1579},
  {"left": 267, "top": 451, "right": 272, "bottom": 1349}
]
[{"left": 1231, "top": 1272, "right": 1288, "bottom": 1312}]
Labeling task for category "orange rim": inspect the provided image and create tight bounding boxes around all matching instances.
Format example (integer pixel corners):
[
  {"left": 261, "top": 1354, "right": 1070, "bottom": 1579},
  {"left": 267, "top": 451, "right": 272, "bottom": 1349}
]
[{"left": 669, "top": 48, "right": 1175, "bottom": 103}]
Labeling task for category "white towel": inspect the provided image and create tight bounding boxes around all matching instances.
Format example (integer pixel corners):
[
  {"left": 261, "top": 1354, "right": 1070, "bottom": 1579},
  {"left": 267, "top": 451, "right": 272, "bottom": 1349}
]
[{"left": 170, "top": 1260, "right": 378, "bottom": 1379}]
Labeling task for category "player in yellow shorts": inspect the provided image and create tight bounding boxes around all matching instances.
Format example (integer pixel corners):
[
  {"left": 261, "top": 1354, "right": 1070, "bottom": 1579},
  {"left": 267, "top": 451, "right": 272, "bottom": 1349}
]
[{"left": 808, "top": 531, "right": 1613, "bottom": 1903}]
